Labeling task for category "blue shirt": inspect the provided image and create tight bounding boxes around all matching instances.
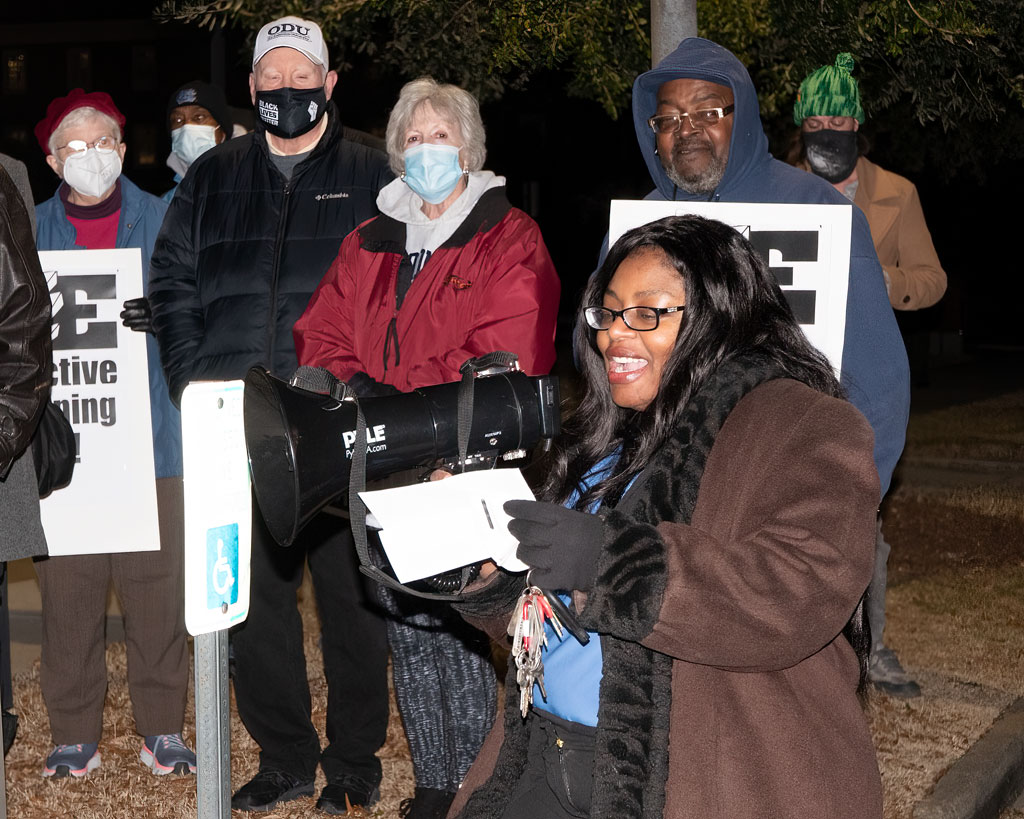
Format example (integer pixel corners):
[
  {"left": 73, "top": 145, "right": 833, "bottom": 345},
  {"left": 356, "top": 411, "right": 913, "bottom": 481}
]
[{"left": 534, "top": 452, "right": 636, "bottom": 726}]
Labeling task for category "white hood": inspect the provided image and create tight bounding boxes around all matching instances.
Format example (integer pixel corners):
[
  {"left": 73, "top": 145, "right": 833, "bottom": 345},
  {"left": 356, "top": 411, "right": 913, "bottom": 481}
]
[{"left": 377, "top": 170, "right": 505, "bottom": 226}]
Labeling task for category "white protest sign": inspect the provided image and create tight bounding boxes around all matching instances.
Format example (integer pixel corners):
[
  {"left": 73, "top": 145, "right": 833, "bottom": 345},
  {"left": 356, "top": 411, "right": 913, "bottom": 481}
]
[
  {"left": 608, "top": 201, "right": 852, "bottom": 372},
  {"left": 38, "top": 248, "right": 160, "bottom": 555},
  {"left": 181, "top": 380, "right": 251, "bottom": 636}
]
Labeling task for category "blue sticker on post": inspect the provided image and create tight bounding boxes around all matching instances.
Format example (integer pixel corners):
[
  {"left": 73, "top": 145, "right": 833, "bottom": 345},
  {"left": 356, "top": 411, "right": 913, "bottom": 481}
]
[{"left": 206, "top": 523, "right": 239, "bottom": 608}]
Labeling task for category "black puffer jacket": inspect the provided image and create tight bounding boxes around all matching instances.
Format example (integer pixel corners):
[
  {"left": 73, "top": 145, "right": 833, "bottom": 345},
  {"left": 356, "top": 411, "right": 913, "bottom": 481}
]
[
  {"left": 0, "top": 164, "right": 51, "bottom": 475},
  {"left": 149, "top": 103, "right": 392, "bottom": 403}
]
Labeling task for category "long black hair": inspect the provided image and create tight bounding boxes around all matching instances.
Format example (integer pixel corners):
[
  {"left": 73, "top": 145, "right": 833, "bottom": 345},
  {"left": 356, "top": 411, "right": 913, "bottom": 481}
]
[
  {"left": 542, "top": 214, "right": 841, "bottom": 510},
  {"left": 540, "top": 214, "right": 871, "bottom": 690}
]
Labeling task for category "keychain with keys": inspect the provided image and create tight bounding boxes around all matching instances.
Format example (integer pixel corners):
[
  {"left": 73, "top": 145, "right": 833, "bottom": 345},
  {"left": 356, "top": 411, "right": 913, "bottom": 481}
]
[{"left": 507, "top": 585, "right": 565, "bottom": 717}]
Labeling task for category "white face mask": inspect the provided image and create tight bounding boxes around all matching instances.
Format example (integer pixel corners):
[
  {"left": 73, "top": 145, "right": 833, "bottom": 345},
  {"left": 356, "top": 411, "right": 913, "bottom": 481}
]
[
  {"left": 62, "top": 147, "right": 122, "bottom": 199},
  {"left": 171, "top": 123, "right": 219, "bottom": 167}
]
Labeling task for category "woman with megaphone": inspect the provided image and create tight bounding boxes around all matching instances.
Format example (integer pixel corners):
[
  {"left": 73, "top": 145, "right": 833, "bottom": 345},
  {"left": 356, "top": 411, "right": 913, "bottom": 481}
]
[
  {"left": 443, "top": 215, "right": 884, "bottom": 819},
  {"left": 294, "top": 77, "right": 560, "bottom": 819}
]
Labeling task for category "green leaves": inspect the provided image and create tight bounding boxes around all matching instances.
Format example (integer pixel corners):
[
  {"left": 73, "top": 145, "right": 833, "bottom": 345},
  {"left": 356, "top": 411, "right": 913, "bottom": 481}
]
[
  {"left": 154, "top": 0, "right": 650, "bottom": 118},
  {"left": 154, "top": 0, "right": 1024, "bottom": 174}
]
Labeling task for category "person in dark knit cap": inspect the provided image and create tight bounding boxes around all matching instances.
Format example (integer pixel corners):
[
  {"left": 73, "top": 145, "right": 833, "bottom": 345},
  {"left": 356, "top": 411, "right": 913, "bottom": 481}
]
[{"left": 163, "top": 80, "right": 234, "bottom": 202}]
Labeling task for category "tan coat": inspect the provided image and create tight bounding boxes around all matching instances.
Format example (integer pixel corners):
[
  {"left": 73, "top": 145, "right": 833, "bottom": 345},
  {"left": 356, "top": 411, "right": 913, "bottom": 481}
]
[
  {"left": 451, "top": 379, "right": 882, "bottom": 819},
  {"left": 853, "top": 156, "right": 946, "bottom": 310}
]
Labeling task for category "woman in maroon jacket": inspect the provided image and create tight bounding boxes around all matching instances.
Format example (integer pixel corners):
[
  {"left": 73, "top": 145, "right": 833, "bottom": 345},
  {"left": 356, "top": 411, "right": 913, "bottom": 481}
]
[
  {"left": 448, "top": 214, "right": 882, "bottom": 819},
  {"left": 294, "top": 77, "right": 559, "bottom": 819}
]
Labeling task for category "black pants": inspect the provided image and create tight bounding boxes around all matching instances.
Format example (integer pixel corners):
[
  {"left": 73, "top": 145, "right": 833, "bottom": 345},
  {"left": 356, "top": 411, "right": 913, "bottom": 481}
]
[
  {"left": 1, "top": 563, "right": 10, "bottom": 711},
  {"left": 502, "top": 710, "right": 596, "bottom": 819},
  {"left": 231, "top": 508, "right": 389, "bottom": 783}
]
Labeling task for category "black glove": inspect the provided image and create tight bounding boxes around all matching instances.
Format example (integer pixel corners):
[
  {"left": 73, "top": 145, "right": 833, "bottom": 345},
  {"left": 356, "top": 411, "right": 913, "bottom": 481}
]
[
  {"left": 120, "top": 297, "right": 153, "bottom": 334},
  {"left": 504, "top": 499, "right": 605, "bottom": 593},
  {"left": 346, "top": 370, "right": 402, "bottom": 398}
]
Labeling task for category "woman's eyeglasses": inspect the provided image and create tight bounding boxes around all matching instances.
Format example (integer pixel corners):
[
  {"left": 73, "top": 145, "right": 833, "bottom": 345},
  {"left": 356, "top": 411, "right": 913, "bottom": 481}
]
[
  {"left": 56, "top": 136, "right": 119, "bottom": 157},
  {"left": 584, "top": 305, "right": 686, "bottom": 332}
]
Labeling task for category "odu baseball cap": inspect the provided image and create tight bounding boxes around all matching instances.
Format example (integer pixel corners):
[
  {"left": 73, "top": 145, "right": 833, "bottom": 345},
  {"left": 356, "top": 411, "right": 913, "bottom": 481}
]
[{"left": 253, "top": 16, "right": 328, "bottom": 69}]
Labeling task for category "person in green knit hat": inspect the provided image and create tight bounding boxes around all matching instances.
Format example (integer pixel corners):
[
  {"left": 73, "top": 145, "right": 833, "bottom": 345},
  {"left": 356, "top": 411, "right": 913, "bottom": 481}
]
[
  {"left": 793, "top": 53, "right": 949, "bottom": 702},
  {"left": 793, "top": 53, "right": 865, "bottom": 184},
  {"left": 791, "top": 53, "right": 946, "bottom": 311}
]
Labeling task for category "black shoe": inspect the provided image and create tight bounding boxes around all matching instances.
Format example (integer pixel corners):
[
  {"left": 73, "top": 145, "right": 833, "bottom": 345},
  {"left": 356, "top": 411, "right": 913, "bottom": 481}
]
[
  {"left": 399, "top": 787, "right": 458, "bottom": 818},
  {"left": 231, "top": 769, "right": 315, "bottom": 812},
  {"left": 2, "top": 710, "right": 18, "bottom": 756},
  {"left": 316, "top": 774, "right": 381, "bottom": 815}
]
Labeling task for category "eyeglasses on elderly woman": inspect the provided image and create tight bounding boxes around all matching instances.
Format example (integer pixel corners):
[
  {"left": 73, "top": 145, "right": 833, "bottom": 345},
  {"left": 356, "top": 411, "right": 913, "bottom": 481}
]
[
  {"left": 584, "top": 305, "right": 686, "bottom": 332},
  {"left": 55, "top": 136, "right": 119, "bottom": 157}
]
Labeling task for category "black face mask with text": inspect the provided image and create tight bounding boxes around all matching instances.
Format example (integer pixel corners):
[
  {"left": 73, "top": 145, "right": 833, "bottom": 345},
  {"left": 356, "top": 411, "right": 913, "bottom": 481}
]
[
  {"left": 255, "top": 86, "right": 327, "bottom": 139},
  {"left": 803, "top": 129, "right": 859, "bottom": 184}
]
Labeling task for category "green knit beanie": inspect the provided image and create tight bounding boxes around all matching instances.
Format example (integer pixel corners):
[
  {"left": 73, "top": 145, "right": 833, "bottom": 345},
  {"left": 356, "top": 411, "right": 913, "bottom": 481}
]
[{"left": 793, "top": 53, "right": 865, "bottom": 125}]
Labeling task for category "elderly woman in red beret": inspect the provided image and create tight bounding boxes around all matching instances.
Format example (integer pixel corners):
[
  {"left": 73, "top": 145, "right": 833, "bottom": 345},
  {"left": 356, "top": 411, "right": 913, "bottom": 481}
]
[{"left": 33, "top": 89, "right": 194, "bottom": 780}]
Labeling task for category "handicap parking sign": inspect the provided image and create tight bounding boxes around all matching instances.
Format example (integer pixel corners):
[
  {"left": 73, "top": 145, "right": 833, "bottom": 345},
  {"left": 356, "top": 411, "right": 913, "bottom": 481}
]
[
  {"left": 182, "top": 380, "right": 250, "bottom": 636},
  {"left": 206, "top": 523, "right": 239, "bottom": 609}
]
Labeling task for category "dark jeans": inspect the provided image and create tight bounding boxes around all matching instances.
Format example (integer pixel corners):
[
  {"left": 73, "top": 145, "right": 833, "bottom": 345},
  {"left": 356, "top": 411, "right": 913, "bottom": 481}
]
[
  {"left": 231, "top": 508, "right": 389, "bottom": 783},
  {"left": 502, "top": 710, "right": 596, "bottom": 819}
]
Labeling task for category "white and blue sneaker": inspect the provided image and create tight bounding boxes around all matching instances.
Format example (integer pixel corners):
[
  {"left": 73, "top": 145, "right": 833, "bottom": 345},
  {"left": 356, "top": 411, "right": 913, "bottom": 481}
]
[
  {"left": 42, "top": 743, "right": 101, "bottom": 778},
  {"left": 140, "top": 733, "right": 197, "bottom": 775}
]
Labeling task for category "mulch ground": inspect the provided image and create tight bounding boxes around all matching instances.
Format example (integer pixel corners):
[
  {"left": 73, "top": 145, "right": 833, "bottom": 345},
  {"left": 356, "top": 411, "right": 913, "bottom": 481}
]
[{"left": 4, "top": 483, "right": 1022, "bottom": 818}]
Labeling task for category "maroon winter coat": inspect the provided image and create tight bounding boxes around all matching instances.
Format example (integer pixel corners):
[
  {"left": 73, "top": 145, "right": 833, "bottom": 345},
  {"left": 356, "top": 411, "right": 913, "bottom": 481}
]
[{"left": 294, "top": 187, "right": 559, "bottom": 388}]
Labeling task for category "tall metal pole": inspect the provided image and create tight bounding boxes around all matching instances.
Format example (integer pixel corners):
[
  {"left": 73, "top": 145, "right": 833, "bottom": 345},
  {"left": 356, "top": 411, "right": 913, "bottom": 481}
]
[
  {"left": 651, "top": 0, "right": 698, "bottom": 67},
  {"left": 195, "top": 629, "right": 231, "bottom": 818}
]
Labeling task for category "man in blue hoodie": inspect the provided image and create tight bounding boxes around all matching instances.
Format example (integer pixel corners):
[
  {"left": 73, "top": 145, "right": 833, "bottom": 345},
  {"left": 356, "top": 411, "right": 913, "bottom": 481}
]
[{"left": 631, "top": 38, "right": 909, "bottom": 499}]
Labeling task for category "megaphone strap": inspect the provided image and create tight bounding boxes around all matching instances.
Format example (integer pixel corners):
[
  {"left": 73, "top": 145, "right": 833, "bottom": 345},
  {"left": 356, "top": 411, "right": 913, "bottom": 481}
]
[
  {"left": 347, "top": 391, "right": 477, "bottom": 602},
  {"left": 456, "top": 352, "right": 520, "bottom": 470}
]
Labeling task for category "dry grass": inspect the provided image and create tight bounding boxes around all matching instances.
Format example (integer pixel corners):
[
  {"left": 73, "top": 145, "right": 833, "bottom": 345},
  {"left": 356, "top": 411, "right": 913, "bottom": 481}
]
[
  {"left": 903, "top": 389, "right": 1024, "bottom": 462},
  {"left": 5, "top": 584, "right": 416, "bottom": 819},
  {"left": 870, "top": 478, "right": 1024, "bottom": 818}
]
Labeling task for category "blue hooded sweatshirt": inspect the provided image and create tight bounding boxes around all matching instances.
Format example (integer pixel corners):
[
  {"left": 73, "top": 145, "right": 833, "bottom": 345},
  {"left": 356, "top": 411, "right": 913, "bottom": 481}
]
[{"left": 631, "top": 38, "right": 909, "bottom": 496}]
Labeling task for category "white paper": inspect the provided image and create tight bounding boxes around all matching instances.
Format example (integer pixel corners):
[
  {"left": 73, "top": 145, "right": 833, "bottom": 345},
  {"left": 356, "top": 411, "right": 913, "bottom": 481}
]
[
  {"left": 38, "top": 248, "right": 161, "bottom": 555},
  {"left": 608, "top": 200, "right": 851, "bottom": 374},
  {"left": 358, "top": 469, "right": 535, "bottom": 583}
]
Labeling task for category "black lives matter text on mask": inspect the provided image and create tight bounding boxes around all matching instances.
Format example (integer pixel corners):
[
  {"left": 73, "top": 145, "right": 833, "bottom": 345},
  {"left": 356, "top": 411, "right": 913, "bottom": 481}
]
[{"left": 47, "top": 271, "right": 122, "bottom": 460}]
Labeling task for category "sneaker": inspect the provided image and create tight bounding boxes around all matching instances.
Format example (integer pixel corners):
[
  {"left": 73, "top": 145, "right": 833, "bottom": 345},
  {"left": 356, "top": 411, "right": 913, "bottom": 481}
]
[
  {"left": 399, "top": 787, "right": 458, "bottom": 818},
  {"left": 140, "top": 733, "right": 197, "bottom": 775},
  {"left": 42, "top": 743, "right": 101, "bottom": 778},
  {"left": 231, "top": 769, "right": 315, "bottom": 812},
  {"left": 317, "top": 773, "right": 381, "bottom": 815},
  {"left": 869, "top": 646, "right": 922, "bottom": 698}
]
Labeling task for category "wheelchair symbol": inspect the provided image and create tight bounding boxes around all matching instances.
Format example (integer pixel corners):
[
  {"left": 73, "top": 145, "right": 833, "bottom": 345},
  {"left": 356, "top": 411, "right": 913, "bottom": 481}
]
[
  {"left": 212, "top": 539, "right": 235, "bottom": 596},
  {"left": 206, "top": 523, "right": 239, "bottom": 608}
]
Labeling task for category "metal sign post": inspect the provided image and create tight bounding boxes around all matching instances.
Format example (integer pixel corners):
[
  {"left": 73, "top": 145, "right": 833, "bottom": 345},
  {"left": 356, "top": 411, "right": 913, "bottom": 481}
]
[
  {"left": 195, "top": 630, "right": 230, "bottom": 817},
  {"left": 180, "top": 381, "right": 252, "bottom": 819}
]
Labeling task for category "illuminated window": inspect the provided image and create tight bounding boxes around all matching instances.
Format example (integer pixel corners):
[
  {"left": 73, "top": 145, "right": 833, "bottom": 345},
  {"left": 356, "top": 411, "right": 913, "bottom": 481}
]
[{"left": 3, "top": 51, "right": 27, "bottom": 94}]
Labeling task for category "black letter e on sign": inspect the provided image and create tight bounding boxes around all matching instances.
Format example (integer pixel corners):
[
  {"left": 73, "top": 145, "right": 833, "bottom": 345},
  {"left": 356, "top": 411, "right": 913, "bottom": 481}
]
[
  {"left": 51, "top": 274, "right": 117, "bottom": 351},
  {"left": 748, "top": 230, "right": 818, "bottom": 325}
]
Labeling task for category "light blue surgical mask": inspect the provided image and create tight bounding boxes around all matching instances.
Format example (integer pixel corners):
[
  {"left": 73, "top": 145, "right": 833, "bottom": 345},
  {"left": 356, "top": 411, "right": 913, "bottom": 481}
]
[
  {"left": 402, "top": 143, "right": 465, "bottom": 204},
  {"left": 171, "top": 124, "right": 219, "bottom": 167}
]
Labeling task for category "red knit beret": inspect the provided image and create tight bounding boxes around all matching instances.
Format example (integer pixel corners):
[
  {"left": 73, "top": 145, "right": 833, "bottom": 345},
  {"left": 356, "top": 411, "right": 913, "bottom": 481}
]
[{"left": 34, "top": 88, "right": 127, "bottom": 155}]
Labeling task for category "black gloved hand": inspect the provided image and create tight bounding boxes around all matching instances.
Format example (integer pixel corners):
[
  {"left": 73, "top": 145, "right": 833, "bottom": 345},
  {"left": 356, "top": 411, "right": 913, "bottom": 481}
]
[
  {"left": 120, "top": 297, "right": 153, "bottom": 334},
  {"left": 504, "top": 499, "right": 605, "bottom": 593}
]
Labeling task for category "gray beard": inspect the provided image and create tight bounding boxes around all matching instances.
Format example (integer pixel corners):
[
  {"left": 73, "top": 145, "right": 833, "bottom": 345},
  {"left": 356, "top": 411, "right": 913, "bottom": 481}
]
[{"left": 661, "top": 142, "right": 727, "bottom": 195}]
